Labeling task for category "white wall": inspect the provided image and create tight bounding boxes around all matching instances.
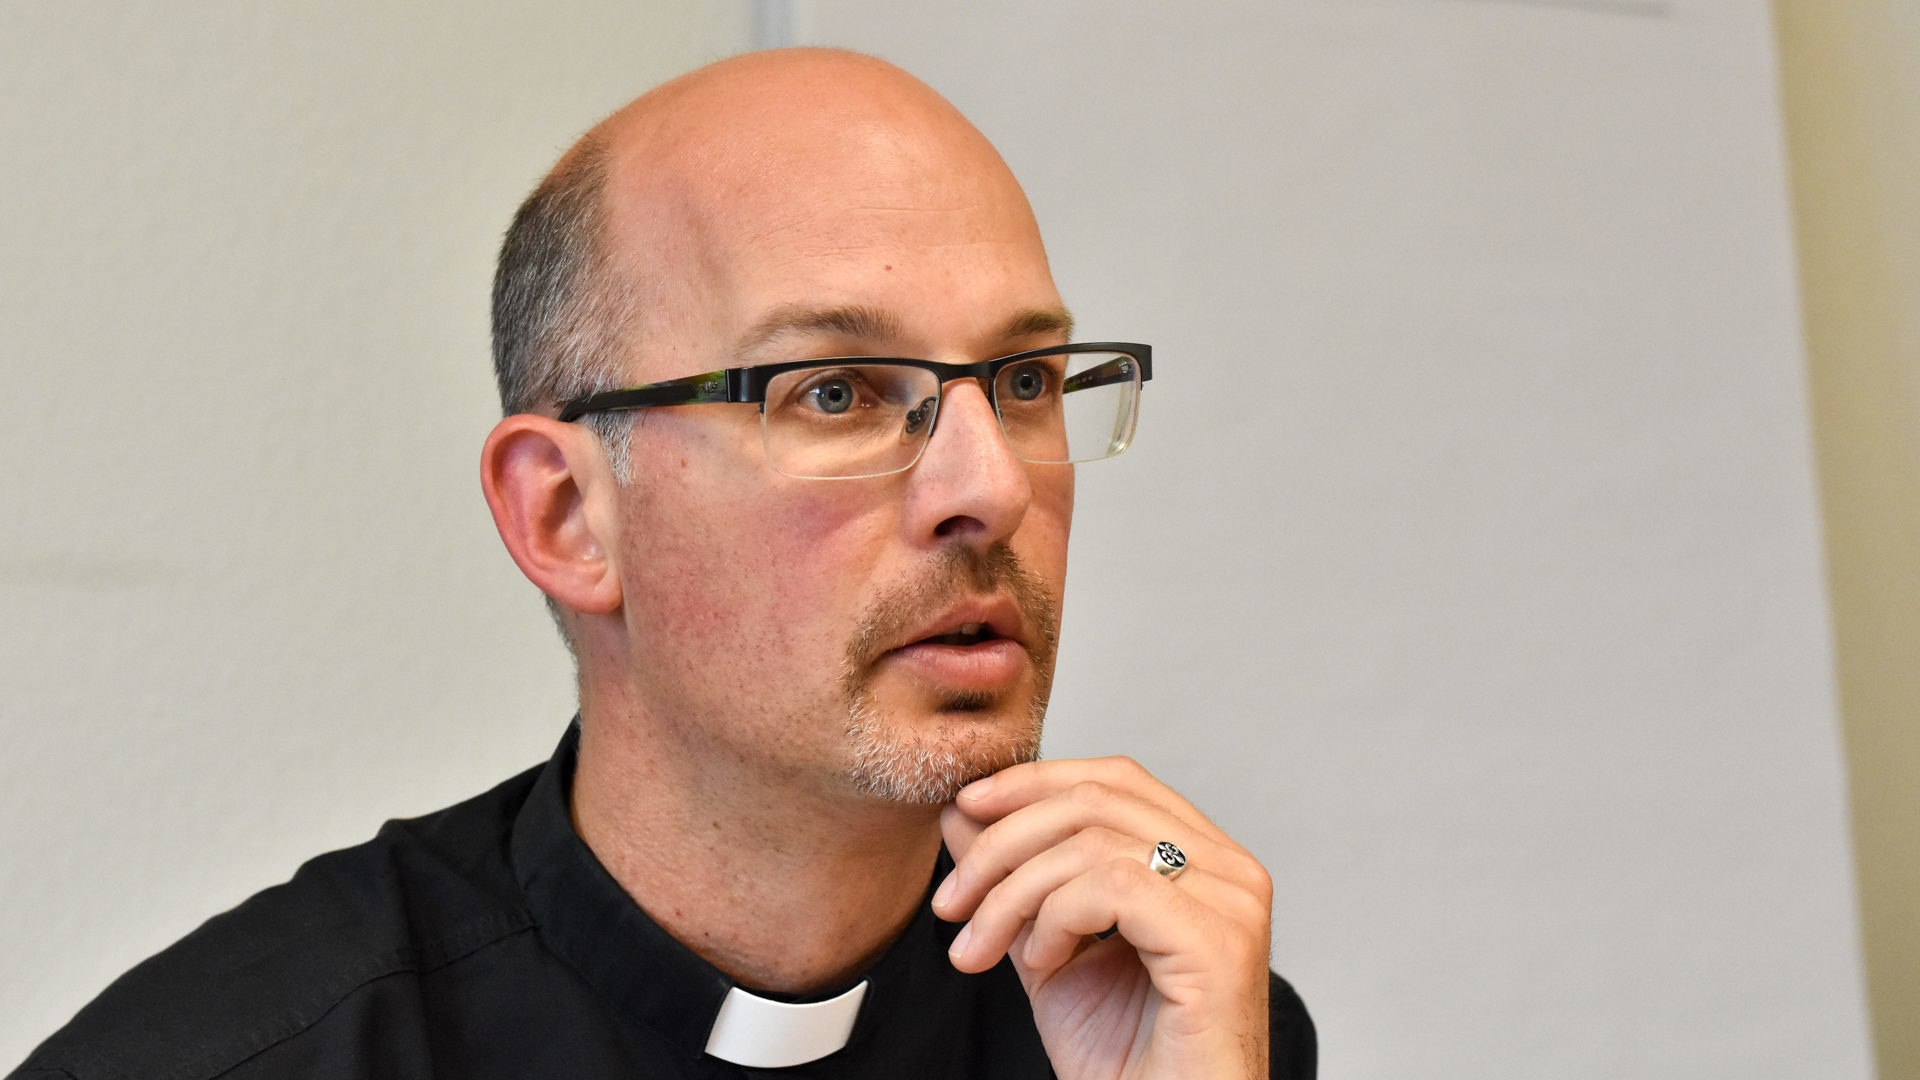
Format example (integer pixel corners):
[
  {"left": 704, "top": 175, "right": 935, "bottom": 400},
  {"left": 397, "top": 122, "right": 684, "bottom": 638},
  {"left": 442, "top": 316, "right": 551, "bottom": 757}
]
[
  {"left": 795, "top": 2, "right": 1872, "bottom": 1077},
  {"left": 0, "top": 2, "right": 747, "bottom": 1063},
  {"left": 0, "top": 2, "right": 1873, "bottom": 1077}
]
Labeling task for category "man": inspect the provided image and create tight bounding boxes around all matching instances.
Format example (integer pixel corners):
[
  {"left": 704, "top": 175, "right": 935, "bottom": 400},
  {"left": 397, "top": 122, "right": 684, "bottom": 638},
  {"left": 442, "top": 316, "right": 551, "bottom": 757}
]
[{"left": 11, "top": 48, "right": 1313, "bottom": 1079}]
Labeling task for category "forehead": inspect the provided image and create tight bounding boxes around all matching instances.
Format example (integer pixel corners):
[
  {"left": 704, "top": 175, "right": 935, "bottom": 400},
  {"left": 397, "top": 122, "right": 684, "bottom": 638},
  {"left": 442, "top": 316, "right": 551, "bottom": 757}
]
[{"left": 598, "top": 74, "right": 1060, "bottom": 372}]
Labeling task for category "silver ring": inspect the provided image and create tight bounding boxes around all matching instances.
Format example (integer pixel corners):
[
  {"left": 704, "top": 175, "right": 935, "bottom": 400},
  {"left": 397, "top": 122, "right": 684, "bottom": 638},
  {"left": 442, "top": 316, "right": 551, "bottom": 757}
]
[{"left": 1148, "top": 840, "right": 1188, "bottom": 880}]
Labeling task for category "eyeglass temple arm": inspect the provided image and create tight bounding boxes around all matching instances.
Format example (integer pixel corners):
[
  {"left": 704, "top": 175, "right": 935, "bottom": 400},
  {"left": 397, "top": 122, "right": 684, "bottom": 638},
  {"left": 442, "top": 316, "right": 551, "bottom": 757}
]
[
  {"left": 1060, "top": 352, "right": 1153, "bottom": 395},
  {"left": 555, "top": 368, "right": 739, "bottom": 422}
]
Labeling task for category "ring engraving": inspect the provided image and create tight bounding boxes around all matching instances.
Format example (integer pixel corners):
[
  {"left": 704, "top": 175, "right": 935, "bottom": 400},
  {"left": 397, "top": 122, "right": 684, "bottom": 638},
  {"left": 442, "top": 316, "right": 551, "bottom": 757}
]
[{"left": 1148, "top": 841, "right": 1188, "bottom": 880}]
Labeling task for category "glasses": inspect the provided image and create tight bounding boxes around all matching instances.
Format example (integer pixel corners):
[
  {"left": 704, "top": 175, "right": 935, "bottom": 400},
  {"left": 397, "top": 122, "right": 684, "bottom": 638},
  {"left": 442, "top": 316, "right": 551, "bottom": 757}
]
[{"left": 556, "top": 342, "right": 1152, "bottom": 479}]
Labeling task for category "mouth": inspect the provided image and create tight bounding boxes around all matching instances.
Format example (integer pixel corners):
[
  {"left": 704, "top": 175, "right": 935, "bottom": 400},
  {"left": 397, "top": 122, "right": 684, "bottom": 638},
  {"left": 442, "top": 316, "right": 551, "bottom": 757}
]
[
  {"left": 874, "top": 601, "right": 1031, "bottom": 696},
  {"left": 889, "top": 595, "right": 1025, "bottom": 655}
]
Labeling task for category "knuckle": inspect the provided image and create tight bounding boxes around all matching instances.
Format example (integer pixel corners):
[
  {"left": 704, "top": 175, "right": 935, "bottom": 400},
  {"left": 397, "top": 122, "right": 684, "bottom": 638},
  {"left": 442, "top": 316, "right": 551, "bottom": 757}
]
[
  {"left": 1245, "top": 858, "right": 1275, "bottom": 905},
  {"left": 1100, "top": 856, "right": 1143, "bottom": 892},
  {"left": 971, "top": 886, "right": 1015, "bottom": 928},
  {"left": 1075, "top": 825, "right": 1132, "bottom": 861},
  {"left": 1067, "top": 779, "right": 1114, "bottom": 810},
  {"left": 957, "top": 827, "right": 1008, "bottom": 877},
  {"left": 1209, "top": 846, "right": 1271, "bottom": 897},
  {"left": 1035, "top": 882, "right": 1072, "bottom": 924}
]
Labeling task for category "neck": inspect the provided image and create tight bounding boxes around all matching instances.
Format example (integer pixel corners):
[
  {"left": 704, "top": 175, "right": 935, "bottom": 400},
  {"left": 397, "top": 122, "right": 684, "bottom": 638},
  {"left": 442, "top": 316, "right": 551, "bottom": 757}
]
[{"left": 570, "top": 700, "right": 944, "bottom": 994}]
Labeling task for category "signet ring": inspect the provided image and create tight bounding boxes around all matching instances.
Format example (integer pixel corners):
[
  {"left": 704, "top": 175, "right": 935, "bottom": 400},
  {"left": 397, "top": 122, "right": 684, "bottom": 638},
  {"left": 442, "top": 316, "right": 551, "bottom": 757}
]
[{"left": 1148, "top": 840, "right": 1188, "bottom": 881}]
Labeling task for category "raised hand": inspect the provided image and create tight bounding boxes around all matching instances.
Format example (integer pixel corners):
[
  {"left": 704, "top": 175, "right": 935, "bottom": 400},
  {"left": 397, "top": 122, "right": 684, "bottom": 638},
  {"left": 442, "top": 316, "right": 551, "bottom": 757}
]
[{"left": 933, "top": 757, "right": 1274, "bottom": 1079}]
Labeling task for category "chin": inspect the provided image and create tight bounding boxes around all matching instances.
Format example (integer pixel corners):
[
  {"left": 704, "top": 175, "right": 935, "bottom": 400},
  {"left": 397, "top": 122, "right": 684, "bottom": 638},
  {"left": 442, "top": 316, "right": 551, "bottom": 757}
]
[{"left": 842, "top": 692, "right": 1045, "bottom": 804}]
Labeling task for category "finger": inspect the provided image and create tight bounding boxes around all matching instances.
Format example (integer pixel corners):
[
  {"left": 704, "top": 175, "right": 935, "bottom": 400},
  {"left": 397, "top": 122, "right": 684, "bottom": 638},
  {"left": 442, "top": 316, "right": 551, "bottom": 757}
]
[
  {"left": 944, "top": 824, "right": 1144, "bottom": 972},
  {"left": 938, "top": 802, "right": 988, "bottom": 866},
  {"left": 950, "top": 834, "right": 1266, "bottom": 975},
  {"left": 936, "top": 782, "right": 1267, "bottom": 922},
  {"left": 1018, "top": 860, "right": 1262, "bottom": 986},
  {"left": 941, "top": 784, "right": 1191, "bottom": 921},
  {"left": 955, "top": 756, "right": 1234, "bottom": 849}
]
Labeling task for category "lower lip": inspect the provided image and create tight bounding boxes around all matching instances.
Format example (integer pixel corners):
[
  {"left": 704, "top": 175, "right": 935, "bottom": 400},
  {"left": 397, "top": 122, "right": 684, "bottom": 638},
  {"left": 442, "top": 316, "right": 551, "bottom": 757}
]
[{"left": 880, "top": 639, "right": 1029, "bottom": 693}]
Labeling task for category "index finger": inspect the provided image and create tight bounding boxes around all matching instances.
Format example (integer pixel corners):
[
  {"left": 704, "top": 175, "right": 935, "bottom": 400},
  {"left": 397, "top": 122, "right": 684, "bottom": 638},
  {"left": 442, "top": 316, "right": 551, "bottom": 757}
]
[{"left": 953, "top": 756, "right": 1234, "bottom": 848}]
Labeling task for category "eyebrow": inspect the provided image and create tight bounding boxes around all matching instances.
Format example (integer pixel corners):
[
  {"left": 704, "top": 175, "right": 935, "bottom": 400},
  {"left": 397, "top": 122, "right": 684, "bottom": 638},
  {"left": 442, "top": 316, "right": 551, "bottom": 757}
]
[
  {"left": 738, "top": 304, "right": 904, "bottom": 352},
  {"left": 999, "top": 306, "right": 1075, "bottom": 342},
  {"left": 736, "top": 304, "right": 1077, "bottom": 356}
]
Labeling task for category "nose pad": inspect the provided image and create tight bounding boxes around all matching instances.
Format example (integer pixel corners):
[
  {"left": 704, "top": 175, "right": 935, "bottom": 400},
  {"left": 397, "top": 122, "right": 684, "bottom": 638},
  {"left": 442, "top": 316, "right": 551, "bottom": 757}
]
[{"left": 902, "top": 395, "right": 938, "bottom": 440}]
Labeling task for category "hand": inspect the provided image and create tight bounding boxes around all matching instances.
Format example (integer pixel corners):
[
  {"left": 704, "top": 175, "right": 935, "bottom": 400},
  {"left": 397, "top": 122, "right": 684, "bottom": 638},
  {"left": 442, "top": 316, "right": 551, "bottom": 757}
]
[{"left": 932, "top": 757, "right": 1273, "bottom": 1079}]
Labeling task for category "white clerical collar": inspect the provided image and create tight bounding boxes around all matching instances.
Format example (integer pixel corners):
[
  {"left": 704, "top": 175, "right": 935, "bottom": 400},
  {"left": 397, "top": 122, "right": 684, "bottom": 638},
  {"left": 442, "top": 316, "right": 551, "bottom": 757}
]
[{"left": 703, "top": 979, "right": 870, "bottom": 1068}]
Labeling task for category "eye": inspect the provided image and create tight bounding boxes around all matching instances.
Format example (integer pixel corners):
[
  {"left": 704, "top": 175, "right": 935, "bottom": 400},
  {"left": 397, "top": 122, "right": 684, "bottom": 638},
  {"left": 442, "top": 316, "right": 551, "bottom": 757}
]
[
  {"left": 807, "top": 378, "right": 856, "bottom": 414},
  {"left": 1006, "top": 363, "right": 1048, "bottom": 401}
]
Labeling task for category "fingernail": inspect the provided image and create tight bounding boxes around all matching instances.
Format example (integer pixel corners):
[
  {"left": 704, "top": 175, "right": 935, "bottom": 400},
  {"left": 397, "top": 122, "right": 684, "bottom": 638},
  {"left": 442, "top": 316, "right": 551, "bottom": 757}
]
[
  {"left": 960, "top": 776, "right": 994, "bottom": 801},
  {"left": 932, "top": 871, "right": 956, "bottom": 909},
  {"left": 948, "top": 922, "right": 972, "bottom": 961}
]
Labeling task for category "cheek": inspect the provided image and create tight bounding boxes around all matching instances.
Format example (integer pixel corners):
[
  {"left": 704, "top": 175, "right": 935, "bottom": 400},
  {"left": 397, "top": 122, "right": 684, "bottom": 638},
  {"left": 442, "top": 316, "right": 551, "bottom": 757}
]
[
  {"left": 1023, "top": 467, "right": 1074, "bottom": 577},
  {"left": 1042, "top": 467, "right": 1074, "bottom": 533},
  {"left": 620, "top": 452, "right": 894, "bottom": 673},
  {"left": 747, "top": 485, "right": 902, "bottom": 636}
]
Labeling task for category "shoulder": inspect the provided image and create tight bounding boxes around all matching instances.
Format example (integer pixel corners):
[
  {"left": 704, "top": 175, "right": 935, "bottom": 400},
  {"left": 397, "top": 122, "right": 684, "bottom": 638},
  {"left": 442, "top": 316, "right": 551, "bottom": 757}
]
[
  {"left": 1269, "top": 970, "right": 1317, "bottom": 1080},
  {"left": 10, "top": 765, "right": 544, "bottom": 1080}
]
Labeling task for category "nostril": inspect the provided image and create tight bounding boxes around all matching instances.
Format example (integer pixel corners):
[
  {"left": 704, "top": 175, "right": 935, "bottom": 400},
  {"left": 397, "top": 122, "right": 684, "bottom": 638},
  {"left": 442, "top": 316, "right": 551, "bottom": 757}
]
[{"left": 933, "top": 514, "right": 987, "bottom": 539}]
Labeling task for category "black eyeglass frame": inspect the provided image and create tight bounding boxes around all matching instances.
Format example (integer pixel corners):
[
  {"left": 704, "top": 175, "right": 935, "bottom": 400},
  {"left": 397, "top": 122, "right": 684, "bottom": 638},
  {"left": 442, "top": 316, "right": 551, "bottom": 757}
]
[{"left": 554, "top": 341, "right": 1153, "bottom": 423}]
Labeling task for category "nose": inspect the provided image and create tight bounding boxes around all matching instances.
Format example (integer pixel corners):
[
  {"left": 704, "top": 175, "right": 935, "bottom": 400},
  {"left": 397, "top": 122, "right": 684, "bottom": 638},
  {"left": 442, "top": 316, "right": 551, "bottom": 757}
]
[{"left": 902, "top": 379, "right": 1033, "bottom": 547}]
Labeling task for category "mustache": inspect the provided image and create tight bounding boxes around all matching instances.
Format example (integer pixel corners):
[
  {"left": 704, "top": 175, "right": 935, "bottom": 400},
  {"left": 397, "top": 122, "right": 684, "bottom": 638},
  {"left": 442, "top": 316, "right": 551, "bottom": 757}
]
[{"left": 845, "top": 542, "right": 1060, "bottom": 673}]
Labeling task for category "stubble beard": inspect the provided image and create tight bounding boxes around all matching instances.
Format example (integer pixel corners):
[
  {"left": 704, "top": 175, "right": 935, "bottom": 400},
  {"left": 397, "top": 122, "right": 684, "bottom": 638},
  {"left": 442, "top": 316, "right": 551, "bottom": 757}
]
[{"left": 842, "top": 543, "right": 1061, "bottom": 804}]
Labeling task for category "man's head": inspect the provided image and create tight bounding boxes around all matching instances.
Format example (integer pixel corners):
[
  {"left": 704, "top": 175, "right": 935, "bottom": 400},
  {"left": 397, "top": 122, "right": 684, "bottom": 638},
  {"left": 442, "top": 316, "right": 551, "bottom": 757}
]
[{"left": 481, "top": 49, "right": 1074, "bottom": 805}]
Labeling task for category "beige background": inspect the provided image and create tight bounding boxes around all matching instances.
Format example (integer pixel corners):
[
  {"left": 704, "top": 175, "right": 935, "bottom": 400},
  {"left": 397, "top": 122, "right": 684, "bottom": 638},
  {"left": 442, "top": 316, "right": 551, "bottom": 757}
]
[
  {"left": 1777, "top": 2, "right": 1920, "bottom": 1077},
  {"left": 1, "top": 2, "right": 1898, "bottom": 1076}
]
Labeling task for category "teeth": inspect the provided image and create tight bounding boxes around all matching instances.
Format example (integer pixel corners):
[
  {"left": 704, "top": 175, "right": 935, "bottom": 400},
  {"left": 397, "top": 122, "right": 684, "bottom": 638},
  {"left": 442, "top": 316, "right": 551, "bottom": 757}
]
[{"left": 921, "top": 622, "right": 990, "bottom": 646}]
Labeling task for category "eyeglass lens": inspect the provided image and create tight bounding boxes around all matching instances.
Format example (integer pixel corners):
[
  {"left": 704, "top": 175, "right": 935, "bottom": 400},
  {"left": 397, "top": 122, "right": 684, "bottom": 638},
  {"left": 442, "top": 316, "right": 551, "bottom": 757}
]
[{"left": 759, "top": 350, "right": 1141, "bottom": 479}]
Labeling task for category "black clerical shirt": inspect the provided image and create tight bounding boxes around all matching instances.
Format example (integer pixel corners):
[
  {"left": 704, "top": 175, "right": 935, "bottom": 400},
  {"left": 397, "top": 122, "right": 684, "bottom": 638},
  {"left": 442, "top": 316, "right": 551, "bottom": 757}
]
[{"left": 11, "top": 724, "right": 1315, "bottom": 1079}]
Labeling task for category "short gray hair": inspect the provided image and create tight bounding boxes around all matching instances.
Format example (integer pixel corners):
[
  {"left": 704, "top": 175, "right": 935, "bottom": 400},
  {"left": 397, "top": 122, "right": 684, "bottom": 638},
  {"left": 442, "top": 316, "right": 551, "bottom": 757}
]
[
  {"left": 490, "top": 136, "right": 638, "bottom": 481},
  {"left": 490, "top": 138, "right": 640, "bottom": 654}
]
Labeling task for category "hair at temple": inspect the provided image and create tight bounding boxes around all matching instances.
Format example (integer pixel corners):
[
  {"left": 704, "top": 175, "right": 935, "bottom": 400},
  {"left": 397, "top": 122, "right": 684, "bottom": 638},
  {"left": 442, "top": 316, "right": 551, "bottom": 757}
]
[
  {"left": 490, "top": 134, "right": 636, "bottom": 653},
  {"left": 491, "top": 133, "right": 640, "bottom": 481}
]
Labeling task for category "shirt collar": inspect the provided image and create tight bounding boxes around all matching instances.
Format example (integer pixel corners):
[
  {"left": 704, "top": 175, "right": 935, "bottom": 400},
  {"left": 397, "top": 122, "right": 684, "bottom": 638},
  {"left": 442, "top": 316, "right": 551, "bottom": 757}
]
[{"left": 508, "top": 721, "right": 974, "bottom": 1071}]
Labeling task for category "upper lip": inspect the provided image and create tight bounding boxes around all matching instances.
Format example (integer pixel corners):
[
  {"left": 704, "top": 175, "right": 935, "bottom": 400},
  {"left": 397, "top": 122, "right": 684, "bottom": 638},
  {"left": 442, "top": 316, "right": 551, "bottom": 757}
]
[{"left": 895, "top": 594, "right": 1027, "bottom": 651}]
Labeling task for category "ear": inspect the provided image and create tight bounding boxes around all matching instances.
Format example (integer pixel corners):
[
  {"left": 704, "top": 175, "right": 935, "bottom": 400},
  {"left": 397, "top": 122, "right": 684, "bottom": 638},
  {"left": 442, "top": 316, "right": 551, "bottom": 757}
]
[{"left": 480, "top": 414, "right": 624, "bottom": 617}]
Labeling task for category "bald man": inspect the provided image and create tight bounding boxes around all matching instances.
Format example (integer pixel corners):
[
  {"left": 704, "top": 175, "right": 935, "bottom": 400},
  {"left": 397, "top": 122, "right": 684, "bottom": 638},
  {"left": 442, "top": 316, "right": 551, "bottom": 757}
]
[{"left": 10, "top": 50, "right": 1313, "bottom": 1080}]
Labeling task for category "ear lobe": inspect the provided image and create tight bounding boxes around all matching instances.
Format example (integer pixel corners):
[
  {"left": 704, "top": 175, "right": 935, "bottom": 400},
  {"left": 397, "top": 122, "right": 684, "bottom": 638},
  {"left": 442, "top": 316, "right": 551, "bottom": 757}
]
[{"left": 480, "top": 415, "right": 624, "bottom": 616}]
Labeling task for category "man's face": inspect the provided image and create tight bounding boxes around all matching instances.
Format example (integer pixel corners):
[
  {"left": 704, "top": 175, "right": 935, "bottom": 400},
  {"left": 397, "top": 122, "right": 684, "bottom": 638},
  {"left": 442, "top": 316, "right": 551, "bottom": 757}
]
[{"left": 595, "top": 105, "right": 1073, "bottom": 804}]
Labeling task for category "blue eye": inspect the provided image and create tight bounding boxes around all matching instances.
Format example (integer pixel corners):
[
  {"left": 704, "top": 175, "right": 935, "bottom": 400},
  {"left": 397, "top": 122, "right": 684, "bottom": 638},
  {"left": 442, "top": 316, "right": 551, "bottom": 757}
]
[
  {"left": 810, "top": 379, "right": 855, "bottom": 414},
  {"left": 1007, "top": 364, "right": 1046, "bottom": 401}
]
